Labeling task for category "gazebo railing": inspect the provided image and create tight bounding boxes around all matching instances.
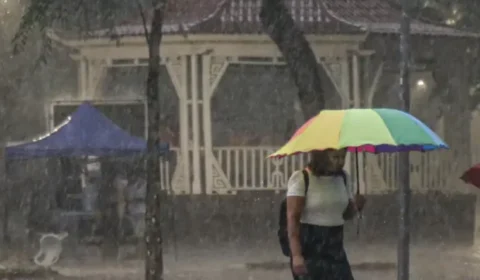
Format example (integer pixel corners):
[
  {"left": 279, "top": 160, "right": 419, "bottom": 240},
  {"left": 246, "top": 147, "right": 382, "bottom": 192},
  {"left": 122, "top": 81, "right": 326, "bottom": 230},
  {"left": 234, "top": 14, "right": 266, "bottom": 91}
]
[{"left": 159, "top": 146, "right": 467, "bottom": 194}]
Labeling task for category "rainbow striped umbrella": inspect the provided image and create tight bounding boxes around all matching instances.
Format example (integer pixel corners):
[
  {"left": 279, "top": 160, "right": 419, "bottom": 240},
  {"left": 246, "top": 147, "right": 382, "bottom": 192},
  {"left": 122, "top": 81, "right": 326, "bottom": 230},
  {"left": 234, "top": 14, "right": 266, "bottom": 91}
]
[{"left": 269, "top": 108, "right": 448, "bottom": 158}]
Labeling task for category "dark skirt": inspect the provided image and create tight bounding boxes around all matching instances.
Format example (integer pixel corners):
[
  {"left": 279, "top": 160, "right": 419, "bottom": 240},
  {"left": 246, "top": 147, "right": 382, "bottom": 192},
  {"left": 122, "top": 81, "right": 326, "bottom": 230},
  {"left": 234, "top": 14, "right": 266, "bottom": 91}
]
[{"left": 291, "top": 224, "right": 354, "bottom": 280}]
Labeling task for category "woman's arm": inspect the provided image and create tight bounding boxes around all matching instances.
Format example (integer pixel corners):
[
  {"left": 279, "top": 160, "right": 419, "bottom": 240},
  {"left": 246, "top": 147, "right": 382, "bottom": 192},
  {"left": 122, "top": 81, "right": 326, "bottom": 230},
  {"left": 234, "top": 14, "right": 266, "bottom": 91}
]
[
  {"left": 287, "top": 196, "right": 305, "bottom": 257},
  {"left": 286, "top": 171, "right": 307, "bottom": 257},
  {"left": 343, "top": 195, "right": 366, "bottom": 220},
  {"left": 342, "top": 172, "right": 365, "bottom": 220},
  {"left": 343, "top": 200, "right": 358, "bottom": 221}
]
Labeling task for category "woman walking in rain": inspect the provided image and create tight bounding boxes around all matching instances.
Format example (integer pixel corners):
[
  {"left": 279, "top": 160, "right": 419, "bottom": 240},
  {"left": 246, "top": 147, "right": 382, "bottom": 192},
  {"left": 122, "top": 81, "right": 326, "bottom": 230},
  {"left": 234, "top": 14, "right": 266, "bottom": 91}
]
[{"left": 287, "top": 149, "right": 365, "bottom": 280}]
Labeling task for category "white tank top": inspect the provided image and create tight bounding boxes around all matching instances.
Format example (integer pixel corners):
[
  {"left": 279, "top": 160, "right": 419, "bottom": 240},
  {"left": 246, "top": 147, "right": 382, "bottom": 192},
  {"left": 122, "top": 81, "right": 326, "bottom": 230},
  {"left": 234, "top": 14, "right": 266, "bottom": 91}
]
[{"left": 286, "top": 170, "right": 353, "bottom": 226}]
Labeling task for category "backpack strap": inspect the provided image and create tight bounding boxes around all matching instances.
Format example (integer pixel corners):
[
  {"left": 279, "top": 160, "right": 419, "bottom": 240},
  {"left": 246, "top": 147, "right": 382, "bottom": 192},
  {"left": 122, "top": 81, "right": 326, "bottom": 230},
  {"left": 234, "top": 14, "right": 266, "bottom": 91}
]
[
  {"left": 301, "top": 169, "right": 310, "bottom": 195},
  {"left": 339, "top": 170, "right": 347, "bottom": 186}
]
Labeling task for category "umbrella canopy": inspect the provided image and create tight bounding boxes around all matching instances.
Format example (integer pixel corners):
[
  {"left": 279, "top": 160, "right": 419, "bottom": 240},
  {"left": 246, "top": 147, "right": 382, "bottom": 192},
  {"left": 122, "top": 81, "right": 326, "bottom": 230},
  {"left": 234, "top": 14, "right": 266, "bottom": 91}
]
[
  {"left": 461, "top": 164, "right": 480, "bottom": 188},
  {"left": 269, "top": 108, "right": 448, "bottom": 158}
]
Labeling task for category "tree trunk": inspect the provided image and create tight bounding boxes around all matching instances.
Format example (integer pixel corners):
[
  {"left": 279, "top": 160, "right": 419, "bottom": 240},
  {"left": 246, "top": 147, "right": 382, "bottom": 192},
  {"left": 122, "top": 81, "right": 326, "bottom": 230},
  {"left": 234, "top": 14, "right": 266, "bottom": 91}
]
[
  {"left": 144, "top": 3, "right": 166, "bottom": 280},
  {"left": 260, "top": 0, "right": 326, "bottom": 119}
]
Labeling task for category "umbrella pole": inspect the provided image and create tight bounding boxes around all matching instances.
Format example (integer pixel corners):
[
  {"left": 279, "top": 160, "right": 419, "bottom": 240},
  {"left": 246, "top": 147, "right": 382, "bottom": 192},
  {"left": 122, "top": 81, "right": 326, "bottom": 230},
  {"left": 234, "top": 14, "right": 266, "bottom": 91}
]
[
  {"left": 355, "top": 151, "right": 361, "bottom": 236},
  {"left": 398, "top": 0, "right": 412, "bottom": 278}
]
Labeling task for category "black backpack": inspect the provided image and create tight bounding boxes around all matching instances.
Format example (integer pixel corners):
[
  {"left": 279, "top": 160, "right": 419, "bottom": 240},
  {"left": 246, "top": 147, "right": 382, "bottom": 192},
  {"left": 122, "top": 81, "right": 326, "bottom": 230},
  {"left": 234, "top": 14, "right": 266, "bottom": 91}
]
[{"left": 277, "top": 169, "right": 347, "bottom": 257}]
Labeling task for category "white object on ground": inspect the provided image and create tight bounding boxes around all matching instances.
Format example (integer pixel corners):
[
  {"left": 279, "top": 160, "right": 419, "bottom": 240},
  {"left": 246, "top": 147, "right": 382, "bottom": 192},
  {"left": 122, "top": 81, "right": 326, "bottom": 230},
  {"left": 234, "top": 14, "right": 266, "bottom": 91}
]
[{"left": 33, "top": 232, "right": 69, "bottom": 268}]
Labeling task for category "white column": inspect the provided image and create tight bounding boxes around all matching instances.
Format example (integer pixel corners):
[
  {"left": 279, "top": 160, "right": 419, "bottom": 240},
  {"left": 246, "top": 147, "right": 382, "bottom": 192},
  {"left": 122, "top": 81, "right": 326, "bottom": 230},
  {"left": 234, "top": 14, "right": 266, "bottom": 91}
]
[
  {"left": 78, "top": 58, "right": 87, "bottom": 99},
  {"left": 190, "top": 55, "right": 202, "bottom": 194},
  {"left": 201, "top": 56, "right": 232, "bottom": 195},
  {"left": 340, "top": 56, "right": 352, "bottom": 176},
  {"left": 87, "top": 59, "right": 95, "bottom": 98},
  {"left": 202, "top": 56, "right": 214, "bottom": 194},
  {"left": 165, "top": 56, "right": 191, "bottom": 194},
  {"left": 178, "top": 56, "right": 191, "bottom": 194},
  {"left": 352, "top": 55, "right": 361, "bottom": 108},
  {"left": 340, "top": 57, "right": 350, "bottom": 109},
  {"left": 86, "top": 59, "right": 106, "bottom": 99}
]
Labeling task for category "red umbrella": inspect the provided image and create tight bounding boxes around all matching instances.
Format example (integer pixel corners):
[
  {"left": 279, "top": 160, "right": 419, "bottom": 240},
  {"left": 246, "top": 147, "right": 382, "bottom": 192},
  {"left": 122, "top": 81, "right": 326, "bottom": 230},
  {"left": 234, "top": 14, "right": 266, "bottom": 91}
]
[{"left": 461, "top": 163, "right": 480, "bottom": 188}]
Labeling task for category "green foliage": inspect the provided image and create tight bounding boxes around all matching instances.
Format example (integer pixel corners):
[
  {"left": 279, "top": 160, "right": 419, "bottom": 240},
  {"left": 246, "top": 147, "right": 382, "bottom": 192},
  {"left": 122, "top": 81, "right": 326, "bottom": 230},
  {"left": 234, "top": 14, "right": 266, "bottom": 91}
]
[
  {"left": 13, "top": 0, "right": 132, "bottom": 54},
  {"left": 417, "top": 0, "right": 480, "bottom": 30}
]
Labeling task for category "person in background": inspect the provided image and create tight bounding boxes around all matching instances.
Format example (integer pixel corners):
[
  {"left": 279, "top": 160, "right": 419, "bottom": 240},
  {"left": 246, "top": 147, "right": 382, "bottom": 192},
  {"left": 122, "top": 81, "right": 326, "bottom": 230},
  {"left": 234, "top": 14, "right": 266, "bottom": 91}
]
[
  {"left": 287, "top": 149, "right": 366, "bottom": 280},
  {"left": 83, "top": 175, "right": 98, "bottom": 213},
  {"left": 158, "top": 114, "right": 179, "bottom": 146},
  {"left": 126, "top": 173, "right": 146, "bottom": 238},
  {"left": 114, "top": 174, "right": 131, "bottom": 239}
]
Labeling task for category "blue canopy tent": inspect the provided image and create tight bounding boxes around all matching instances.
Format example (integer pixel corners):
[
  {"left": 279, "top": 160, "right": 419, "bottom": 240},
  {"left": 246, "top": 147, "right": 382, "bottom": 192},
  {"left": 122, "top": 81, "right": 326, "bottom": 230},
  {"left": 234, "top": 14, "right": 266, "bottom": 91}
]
[{"left": 6, "top": 102, "right": 169, "bottom": 159}]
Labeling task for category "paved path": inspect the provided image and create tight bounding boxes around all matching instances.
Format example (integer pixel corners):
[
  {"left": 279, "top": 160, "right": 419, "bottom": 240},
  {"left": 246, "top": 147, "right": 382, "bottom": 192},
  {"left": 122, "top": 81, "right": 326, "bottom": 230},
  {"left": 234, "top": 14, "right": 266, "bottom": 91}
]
[{"left": 47, "top": 242, "right": 480, "bottom": 279}]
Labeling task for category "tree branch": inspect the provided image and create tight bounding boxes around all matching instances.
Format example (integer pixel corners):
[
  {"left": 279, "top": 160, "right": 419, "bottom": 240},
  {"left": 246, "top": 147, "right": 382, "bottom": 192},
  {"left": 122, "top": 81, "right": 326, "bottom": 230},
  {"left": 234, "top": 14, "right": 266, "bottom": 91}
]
[
  {"left": 149, "top": 3, "right": 165, "bottom": 52},
  {"left": 134, "top": 0, "right": 150, "bottom": 44},
  {"left": 260, "top": 0, "right": 325, "bottom": 119}
]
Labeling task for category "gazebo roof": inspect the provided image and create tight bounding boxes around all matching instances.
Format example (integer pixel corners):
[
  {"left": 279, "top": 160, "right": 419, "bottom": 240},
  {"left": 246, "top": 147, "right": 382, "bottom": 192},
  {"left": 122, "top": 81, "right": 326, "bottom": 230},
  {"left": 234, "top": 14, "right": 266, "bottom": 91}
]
[{"left": 74, "top": 0, "right": 478, "bottom": 39}]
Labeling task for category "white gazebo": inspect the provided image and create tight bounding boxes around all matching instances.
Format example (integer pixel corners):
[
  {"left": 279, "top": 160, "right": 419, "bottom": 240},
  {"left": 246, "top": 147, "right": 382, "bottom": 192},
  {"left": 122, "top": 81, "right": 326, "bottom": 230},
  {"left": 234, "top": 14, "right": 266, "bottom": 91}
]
[{"left": 46, "top": 0, "right": 477, "bottom": 198}]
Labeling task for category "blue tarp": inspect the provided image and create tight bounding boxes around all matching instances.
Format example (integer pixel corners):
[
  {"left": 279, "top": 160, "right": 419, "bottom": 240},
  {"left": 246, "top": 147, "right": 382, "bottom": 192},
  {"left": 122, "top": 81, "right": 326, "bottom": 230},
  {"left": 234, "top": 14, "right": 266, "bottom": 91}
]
[{"left": 6, "top": 102, "right": 169, "bottom": 159}]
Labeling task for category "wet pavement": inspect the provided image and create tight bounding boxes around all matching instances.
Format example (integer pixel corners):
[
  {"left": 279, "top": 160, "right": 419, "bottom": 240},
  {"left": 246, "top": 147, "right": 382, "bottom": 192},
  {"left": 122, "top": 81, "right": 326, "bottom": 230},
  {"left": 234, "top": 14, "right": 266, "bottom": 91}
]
[{"left": 44, "top": 242, "right": 480, "bottom": 279}]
